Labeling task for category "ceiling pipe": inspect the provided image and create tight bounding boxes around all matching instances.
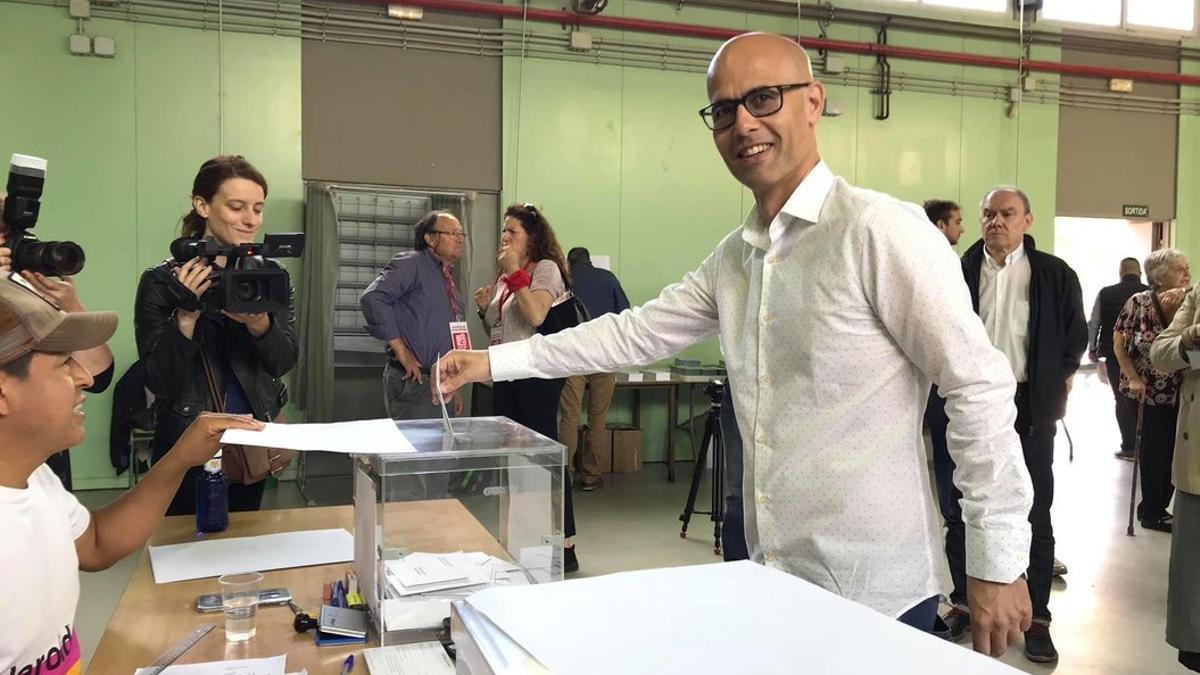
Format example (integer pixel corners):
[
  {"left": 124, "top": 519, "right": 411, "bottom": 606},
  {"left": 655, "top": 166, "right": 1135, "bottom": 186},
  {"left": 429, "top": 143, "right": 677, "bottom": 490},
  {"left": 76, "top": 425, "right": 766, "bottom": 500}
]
[{"left": 360, "top": 0, "right": 1200, "bottom": 86}]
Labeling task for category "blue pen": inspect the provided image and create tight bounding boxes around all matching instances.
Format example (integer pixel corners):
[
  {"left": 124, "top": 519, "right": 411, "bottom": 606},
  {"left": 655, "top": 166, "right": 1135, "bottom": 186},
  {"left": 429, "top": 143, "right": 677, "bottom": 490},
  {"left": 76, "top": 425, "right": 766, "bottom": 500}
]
[
  {"left": 339, "top": 654, "right": 354, "bottom": 675},
  {"left": 336, "top": 581, "right": 347, "bottom": 608}
]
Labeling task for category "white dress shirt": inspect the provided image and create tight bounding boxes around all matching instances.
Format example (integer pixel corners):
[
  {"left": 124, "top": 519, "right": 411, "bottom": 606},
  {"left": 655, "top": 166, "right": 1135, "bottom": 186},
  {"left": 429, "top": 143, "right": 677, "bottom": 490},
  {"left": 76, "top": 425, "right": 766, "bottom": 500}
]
[
  {"left": 979, "top": 244, "right": 1032, "bottom": 383},
  {"left": 489, "top": 161, "right": 1033, "bottom": 619}
]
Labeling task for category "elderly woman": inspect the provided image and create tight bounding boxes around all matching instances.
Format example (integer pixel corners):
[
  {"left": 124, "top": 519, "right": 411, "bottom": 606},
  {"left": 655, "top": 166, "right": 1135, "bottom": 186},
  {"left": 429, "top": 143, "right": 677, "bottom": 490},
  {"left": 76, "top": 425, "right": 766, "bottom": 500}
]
[
  {"left": 1149, "top": 271, "right": 1200, "bottom": 673},
  {"left": 1114, "top": 248, "right": 1190, "bottom": 534}
]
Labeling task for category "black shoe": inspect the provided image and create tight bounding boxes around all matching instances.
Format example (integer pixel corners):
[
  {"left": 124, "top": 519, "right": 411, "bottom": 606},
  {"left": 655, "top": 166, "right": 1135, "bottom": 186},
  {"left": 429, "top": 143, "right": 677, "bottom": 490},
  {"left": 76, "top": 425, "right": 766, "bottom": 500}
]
[
  {"left": 1052, "top": 558, "right": 1068, "bottom": 577},
  {"left": 1024, "top": 622, "right": 1059, "bottom": 664},
  {"left": 931, "top": 615, "right": 952, "bottom": 640},
  {"left": 1115, "top": 451, "right": 1135, "bottom": 461},
  {"left": 941, "top": 606, "right": 970, "bottom": 642},
  {"left": 580, "top": 476, "right": 603, "bottom": 492},
  {"left": 1180, "top": 650, "right": 1200, "bottom": 673},
  {"left": 1141, "top": 515, "right": 1174, "bottom": 533},
  {"left": 564, "top": 546, "right": 579, "bottom": 574}
]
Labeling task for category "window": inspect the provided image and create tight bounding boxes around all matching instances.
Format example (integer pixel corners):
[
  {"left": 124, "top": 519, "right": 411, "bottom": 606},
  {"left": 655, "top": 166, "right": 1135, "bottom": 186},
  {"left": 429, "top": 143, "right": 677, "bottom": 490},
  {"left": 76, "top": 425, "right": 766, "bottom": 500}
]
[
  {"left": 924, "top": 0, "right": 1007, "bottom": 10},
  {"left": 1042, "top": 0, "right": 1123, "bottom": 26},
  {"left": 1127, "top": 0, "right": 1195, "bottom": 31}
]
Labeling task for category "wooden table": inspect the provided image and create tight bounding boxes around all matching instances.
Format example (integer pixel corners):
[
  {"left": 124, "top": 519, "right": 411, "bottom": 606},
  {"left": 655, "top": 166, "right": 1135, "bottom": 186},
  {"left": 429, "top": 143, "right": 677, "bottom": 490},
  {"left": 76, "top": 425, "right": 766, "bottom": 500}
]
[{"left": 89, "top": 501, "right": 506, "bottom": 674}]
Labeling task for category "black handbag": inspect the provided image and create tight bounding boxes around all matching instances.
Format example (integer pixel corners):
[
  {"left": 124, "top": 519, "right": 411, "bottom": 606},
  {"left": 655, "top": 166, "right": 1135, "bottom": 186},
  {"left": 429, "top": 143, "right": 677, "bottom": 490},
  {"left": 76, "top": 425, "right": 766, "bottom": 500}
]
[{"left": 538, "top": 281, "right": 592, "bottom": 336}]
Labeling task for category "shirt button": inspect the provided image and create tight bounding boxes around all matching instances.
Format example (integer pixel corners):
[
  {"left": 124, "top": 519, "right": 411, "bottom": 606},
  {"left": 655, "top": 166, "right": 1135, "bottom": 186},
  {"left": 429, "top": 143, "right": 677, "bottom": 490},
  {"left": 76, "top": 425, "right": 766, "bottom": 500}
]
[
  {"left": 761, "top": 313, "right": 772, "bottom": 323},
  {"left": 765, "top": 553, "right": 778, "bottom": 564},
  {"left": 1186, "top": 432, "right": 1191, "bottom": 441},
  {"left": 756, "top": 492, "right": 768, "bottom": 504},
  {"left": 756, "top": 433, "right": 767, "bottom": 444},
  {"left": 761, "top": 373, "right": 771, "bottom": 384},
  {"left": 766, "top": 256, "right": 778, "bottom": 265}
]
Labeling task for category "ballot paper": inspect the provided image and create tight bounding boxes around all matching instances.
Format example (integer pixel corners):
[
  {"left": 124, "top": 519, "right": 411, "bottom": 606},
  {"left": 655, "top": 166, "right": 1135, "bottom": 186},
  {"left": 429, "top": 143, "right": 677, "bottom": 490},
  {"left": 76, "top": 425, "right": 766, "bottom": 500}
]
[
  {"left": 435, "top": 354, "right": 454, "bottom": 437},
  {"left": 133, "top": 654, "right": 285, "bottom": 675},
  {"left": 220, "top": 419, "right": 416, "bottom": 454},
  {"left": 384, "top": 551, "right": 525, "bottom": 600},
  {"left": 362, "top": 643, "right": 454, "bottom": 675},
  {"left": 149, "top": 529, "right": 353, "bottom": 584},
  {"left": 383, "top": 597, "right": 454, "bottom": 631}
]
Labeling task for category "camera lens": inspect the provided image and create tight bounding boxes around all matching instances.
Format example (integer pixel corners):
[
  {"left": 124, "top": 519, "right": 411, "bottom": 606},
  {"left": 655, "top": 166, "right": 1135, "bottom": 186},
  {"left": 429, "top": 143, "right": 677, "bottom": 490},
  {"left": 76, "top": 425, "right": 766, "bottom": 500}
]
[
  {"left": 234, "top": 280, "right": 261, "bottom": 303},
  {"left": 46, "top": 241, "right": 85, "bottom": 276}
]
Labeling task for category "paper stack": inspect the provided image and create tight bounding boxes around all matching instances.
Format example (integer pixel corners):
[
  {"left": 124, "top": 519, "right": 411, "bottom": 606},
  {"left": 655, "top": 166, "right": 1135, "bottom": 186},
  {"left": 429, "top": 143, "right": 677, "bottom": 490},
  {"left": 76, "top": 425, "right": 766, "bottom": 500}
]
[{"left": 382, "top": 551, "right": 529, "bottom": 632}]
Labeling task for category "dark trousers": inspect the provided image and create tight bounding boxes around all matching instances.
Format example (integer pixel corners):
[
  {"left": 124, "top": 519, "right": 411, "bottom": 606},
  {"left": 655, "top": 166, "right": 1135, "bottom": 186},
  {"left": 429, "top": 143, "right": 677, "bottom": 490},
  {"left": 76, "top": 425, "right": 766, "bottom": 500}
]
[
  {"left": 943, "top": 385, "right": 1056, "bottom": 623},
  {"left": 1106, "top": 357, "right": 1137, "bottom": 455},
  {"left": 719, "top": 385, "right": 749, "bottom": 562},
  {"left": 45, "top": 450, "right": 73, "bottom": 491},
  {"left": 153, "top": 441, "right": 266, "bottom": 516},
  {"left": 494, "top": 378, "right": 576, "bottom": 539},
  {"left": 1138, "top": 402, "right": 1178, "bottom": 522},
  {"left": 898, "top": 596, "right": 939, "bottom": 632},
  {"left": 927, "top": 390, "right": 956, "bottom": 526}
]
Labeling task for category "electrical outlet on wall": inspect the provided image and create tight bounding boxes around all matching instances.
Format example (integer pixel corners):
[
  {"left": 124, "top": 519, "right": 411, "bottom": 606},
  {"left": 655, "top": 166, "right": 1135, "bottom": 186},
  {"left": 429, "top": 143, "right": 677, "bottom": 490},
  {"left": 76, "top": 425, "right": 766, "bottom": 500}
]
[
  {"left": 68, "top": 34, "right": 91, "bottom": 56},
  {"left": 93, "top": 36, "right": 115, "bottom": 57}
]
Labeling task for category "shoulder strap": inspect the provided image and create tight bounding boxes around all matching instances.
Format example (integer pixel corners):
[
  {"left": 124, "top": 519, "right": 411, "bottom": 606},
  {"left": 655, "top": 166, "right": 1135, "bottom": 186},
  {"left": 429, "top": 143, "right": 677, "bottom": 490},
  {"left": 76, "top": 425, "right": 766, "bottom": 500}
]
[
  {"left": 1149, "top": 291, "right": 1169, "bottom": 330},
  {"left": 198, "top": 338, "right": 225, "bottom": 414}
]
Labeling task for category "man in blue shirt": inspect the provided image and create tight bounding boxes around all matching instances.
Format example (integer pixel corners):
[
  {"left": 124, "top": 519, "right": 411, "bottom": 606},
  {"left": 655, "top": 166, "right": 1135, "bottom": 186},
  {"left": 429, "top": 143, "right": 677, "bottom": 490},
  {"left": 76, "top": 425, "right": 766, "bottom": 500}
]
[
  {"left": 360, "top": 211, "right": 468, "bottom": 419},
  {"left": 558, "top": 247, "right": 631, "bottom": 490}
]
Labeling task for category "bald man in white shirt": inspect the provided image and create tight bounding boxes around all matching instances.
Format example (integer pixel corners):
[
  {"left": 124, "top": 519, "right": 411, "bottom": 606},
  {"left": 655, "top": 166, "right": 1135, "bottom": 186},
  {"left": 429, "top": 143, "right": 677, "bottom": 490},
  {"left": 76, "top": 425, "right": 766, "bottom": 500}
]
[{"left": 438, "top": 33, "right": 1035, "bottom": 658}]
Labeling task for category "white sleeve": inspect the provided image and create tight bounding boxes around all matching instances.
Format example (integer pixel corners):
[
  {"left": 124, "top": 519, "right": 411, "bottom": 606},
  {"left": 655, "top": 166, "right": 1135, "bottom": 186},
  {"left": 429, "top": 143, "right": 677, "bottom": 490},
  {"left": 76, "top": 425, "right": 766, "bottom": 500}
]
[
  {"left": 855, "top": 201, "right": 1033, "bottom": 584},
  {"left": 36, "top": 466, "right": 91, "bottom": 540},
  {"left": 491, "top": 248, "right": 723, "bottom": 381}
]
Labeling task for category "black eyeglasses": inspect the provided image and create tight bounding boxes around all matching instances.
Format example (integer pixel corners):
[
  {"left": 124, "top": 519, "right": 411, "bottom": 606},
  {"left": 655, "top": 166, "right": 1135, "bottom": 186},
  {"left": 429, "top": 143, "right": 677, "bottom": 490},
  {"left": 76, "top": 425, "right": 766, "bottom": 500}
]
[
  {"left": 430, "top": 230, "right": 467, "bottom": 239},
  {"left": 698, "top": 82, "right": 813, "bottom": 131}
]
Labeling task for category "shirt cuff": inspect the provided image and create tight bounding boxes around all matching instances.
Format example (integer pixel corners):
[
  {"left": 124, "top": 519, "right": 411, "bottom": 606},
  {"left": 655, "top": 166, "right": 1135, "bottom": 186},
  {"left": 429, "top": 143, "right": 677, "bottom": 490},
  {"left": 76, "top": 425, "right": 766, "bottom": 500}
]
[
  {"left": 965, "top": 523, "right": 1031, "bottom": 584},
  {"left": 489, "top": 340, "right": 534, "bottom": 382}
]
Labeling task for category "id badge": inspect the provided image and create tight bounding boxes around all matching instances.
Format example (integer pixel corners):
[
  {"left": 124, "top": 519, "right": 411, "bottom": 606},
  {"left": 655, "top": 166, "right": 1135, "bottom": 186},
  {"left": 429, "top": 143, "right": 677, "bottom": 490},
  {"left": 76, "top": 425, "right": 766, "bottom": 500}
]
[
  {"left": 450, "top": 321, "right": 471, "bottom": 351},
  {"left": 490, "top": 324, "right": 503, "bottom": 346}
]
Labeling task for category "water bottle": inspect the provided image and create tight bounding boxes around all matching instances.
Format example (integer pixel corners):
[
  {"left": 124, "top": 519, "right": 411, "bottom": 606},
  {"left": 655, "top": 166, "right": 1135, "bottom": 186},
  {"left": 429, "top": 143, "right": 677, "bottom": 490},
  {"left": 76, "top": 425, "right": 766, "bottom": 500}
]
[{"left": 196, "top": 457, "right": 229, "bottom": 533}]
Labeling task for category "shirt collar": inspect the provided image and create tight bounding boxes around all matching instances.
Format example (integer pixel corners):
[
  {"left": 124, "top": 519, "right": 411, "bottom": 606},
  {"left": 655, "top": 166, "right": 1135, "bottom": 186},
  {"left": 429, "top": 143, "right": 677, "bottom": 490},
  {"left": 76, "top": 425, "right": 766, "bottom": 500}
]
[
  {"left": 983, "top": 242, "right": 1025, "bottom": 270},
  {"left": 423, "top": 247, "right": 454, "bottom": 273},
  {"left": 741, "top": 160, "right": 835, "bottom": 250}
]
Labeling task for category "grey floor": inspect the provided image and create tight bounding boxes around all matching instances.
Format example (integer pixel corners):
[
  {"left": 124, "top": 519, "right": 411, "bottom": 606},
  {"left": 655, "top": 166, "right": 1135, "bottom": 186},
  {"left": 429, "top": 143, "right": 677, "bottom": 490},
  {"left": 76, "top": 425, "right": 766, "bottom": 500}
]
[{"left": 75, "top": 371, "right": 1189, "bottom": 674}]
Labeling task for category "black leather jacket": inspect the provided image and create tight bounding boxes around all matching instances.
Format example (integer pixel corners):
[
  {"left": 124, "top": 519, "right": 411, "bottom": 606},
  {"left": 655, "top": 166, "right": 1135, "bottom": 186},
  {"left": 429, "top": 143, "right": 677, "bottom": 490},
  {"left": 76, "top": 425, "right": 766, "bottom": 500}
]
[{"left": 134, "top": 256, "right": 298, "bottom": 447}]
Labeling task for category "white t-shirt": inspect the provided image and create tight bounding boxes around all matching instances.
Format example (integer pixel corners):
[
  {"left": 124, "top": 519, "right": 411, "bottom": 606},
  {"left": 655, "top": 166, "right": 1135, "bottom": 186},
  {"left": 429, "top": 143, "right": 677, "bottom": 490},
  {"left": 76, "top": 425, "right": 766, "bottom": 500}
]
[
  {"left": 485, "top": 260, "right": 567, "bottom": 344},
  {"left": 0, "top": 464, "right": 91, "bottom": 674}
]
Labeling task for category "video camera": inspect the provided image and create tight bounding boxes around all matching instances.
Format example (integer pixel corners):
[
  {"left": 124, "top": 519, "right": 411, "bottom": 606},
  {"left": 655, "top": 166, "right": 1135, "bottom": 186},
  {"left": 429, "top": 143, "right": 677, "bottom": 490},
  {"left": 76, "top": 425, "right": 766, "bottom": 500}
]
[
  {"left": 2, "top": 154, "right": 86, "bottom": 276},
  {"left": 168, "top": 232, "right": 304, "bottom": 314}
]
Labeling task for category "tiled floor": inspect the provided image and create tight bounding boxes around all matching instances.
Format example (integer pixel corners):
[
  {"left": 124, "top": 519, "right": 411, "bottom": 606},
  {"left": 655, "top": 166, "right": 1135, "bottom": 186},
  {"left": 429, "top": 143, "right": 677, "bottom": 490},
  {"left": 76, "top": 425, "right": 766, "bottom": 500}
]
[{"left": 75, "top": 370, "right": 1188, "bottom": 673}]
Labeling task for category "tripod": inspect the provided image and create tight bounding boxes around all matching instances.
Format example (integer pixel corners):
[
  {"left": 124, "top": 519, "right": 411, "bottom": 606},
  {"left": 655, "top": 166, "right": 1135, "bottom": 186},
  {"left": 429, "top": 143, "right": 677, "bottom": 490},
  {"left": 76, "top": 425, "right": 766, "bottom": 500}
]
[{"left": 679, "top": 381, "right": 725, "bottom": 555}]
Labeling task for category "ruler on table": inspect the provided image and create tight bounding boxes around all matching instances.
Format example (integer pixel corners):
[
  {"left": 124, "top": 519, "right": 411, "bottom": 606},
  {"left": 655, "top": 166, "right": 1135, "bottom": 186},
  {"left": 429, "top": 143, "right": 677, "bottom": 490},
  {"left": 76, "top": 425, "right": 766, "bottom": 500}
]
[{"left": 141, "top": 623, "right": 216, "bottom": 674}]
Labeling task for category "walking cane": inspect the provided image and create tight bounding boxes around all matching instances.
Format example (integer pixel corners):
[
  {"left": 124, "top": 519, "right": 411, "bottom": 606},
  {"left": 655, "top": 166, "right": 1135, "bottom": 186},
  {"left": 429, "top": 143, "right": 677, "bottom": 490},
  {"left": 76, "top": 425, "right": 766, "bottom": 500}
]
[{"left": 1126, "top": 398, "right": 1146, "bottom": 537}]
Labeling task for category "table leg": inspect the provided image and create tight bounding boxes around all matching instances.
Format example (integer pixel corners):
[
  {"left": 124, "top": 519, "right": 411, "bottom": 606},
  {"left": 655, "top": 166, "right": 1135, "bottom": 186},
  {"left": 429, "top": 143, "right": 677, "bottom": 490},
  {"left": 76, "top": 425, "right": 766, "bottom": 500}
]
[
  {"left": 667, "top": 384, "right": 677, "bottom": 482},
  {"left": 632, "top": 388, "right": 642, "bottom": 428}
]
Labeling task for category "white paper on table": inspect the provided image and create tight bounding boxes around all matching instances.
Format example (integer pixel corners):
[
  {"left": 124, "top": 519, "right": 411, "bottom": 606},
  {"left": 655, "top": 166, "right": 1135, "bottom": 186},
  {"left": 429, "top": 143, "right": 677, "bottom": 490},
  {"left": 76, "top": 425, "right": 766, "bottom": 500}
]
[
  {"left": 387, "top": 566, "right": 490, "bottom": 596},
  {"left": 134, "top": 654, "right": 286, "bottom": 675},
  {"left": 149, "top": 529, "right": 353, "bottom": 584},
  {"left": 382, "top": 597, "right": 453, "bottom": 631},
  {"left": 362, "top": 642, "right": 453, "bottom": 675},
  {"left": 386, "top": 560, "right": 470, "bottom": 588},
  {"left": 465, "top": 561, "right": 1024, "bottom": 675},
  {"left": 220, "top": 419, "right": 416, "bottom": 454}
]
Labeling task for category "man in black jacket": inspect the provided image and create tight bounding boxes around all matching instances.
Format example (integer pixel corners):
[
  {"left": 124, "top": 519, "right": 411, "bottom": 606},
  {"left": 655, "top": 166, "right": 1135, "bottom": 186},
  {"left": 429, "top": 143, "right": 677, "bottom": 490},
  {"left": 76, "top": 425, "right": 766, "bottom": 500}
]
[
  {"left": 939, "top": 187, "right": 1086, "bottom": 665},
  {"left": 1088, "top": 258, "right": 1148, "bottom": 459}
]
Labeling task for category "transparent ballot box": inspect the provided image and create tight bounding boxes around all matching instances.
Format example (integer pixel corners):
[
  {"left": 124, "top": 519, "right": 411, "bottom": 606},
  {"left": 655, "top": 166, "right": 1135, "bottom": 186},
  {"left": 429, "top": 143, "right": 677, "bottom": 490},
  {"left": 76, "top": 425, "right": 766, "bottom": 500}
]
[{"left": 353, "top": 416, "right": 565, "bottom": 645}]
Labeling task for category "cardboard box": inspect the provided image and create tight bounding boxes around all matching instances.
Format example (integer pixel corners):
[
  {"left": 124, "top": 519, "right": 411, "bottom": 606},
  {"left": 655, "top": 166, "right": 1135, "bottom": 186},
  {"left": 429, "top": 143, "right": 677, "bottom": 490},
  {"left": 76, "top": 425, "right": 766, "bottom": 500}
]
[{"left": 611, "top": 426, "right": 643, "bottom": 473}]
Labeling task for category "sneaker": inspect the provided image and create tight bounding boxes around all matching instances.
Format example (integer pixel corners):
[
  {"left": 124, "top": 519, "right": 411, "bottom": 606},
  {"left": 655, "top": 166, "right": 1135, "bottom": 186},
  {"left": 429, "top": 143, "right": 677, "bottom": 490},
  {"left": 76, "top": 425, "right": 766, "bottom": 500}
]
[
  {"left": 1115, "top": 451, "right": 1135, "bottom": 461},
  {"left": 581, "top": 476, "right": 603, "bottom": 492},
  {"left": 941, "top": 606, "right": 971, "bottom": 642},
  {"left": 1053, "top": 558, "right": 1068, "bottom": 577},
  {"left": 1142, "top": 515, "right": 1174, "bottom": 533},
  {"left": 1024, "top": 622, "right": 1058, "bottom": 664},
  {"left": 564, "top": 546, "right": 579, "bottom": 574}
]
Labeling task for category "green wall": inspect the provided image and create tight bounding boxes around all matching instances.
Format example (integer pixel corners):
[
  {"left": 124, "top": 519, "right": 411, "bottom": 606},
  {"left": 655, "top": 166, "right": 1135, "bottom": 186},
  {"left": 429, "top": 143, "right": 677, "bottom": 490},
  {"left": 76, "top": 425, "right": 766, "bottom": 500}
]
[
  {"left": 502, "top": 0, "right": 1059, "bottom": 461},
  {"left": 1177, "top": 51, "right": 1200, "bottom": 262},
  {"left": 0, "top": 2, "right": 302, "bottom": 489}
]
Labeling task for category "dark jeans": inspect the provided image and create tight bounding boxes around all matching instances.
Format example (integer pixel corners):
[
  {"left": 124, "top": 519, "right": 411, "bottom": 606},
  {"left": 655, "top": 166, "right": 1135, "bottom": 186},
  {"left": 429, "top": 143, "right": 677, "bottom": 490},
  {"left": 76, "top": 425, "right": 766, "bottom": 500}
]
[
  {"left": 926, "top": 390, "right": 956, "bottom": 526},
  {"left": 494, "top": 378, "right": 575, "bottom": 539},
  {"left": 153, "top": 441, "right": 266, "bottom": 516},
  {"left": 1138, "top": 402, "right": 1178, "bottom": 522},
  {"left": 384, "top": 361, "right": 440, "bottom": 420},
  {"left": 898, "top": 596, "right": 939, "bottom": 632},
  {"left": 45, "top": 450, "right": 73, "bottom": 491},
  {"left": 719, "top": 385, "right": 749, "bottom": 562},
  {"left": 944, "top": 385, "right": 1056, "bottom": 623},
  {"left": 1106, "top": 357, "right": 1137, "bottom": 455}
]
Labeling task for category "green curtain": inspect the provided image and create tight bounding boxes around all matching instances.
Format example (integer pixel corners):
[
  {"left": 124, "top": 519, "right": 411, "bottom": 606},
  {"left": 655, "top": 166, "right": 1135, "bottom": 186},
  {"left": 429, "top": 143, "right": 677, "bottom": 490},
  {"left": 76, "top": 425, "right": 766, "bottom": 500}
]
[{"left": 294, "top": 182, "right": 337, "bottom": 422}]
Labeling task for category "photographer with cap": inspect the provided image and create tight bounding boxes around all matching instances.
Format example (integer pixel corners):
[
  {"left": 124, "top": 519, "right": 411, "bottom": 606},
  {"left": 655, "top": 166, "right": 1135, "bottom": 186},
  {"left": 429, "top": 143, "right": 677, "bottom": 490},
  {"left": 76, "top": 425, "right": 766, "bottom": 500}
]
[
  {"left": 0, "top": 276, "right": 262, "bottom": 672},
  {"left": 134, "top": 155, "right": 297, "bottom": 515},
  {"left": 0, "top": 192, "right": 114, "bottom": 489}
]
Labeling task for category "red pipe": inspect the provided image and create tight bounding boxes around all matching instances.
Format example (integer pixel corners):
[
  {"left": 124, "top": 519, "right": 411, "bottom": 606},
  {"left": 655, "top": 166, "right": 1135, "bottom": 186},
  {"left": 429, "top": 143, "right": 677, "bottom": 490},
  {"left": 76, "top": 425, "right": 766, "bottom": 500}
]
[{"left": 362, "top": 0, "right": 1200, "bottom": 87}]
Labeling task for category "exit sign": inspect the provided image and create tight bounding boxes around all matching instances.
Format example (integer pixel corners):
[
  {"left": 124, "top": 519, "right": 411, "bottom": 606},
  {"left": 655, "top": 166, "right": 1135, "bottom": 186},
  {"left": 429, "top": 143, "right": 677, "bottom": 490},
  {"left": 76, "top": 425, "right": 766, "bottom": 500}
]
[{"left": 1123, "top": 204, "right": 1150, "bottom": 218}]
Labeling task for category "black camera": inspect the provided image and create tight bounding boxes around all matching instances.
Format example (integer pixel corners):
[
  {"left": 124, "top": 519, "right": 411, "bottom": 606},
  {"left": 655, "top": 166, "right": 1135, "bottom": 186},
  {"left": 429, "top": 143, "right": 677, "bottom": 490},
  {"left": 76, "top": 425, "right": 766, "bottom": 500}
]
[
  {"left": 169, "top": 232, "right": 304, "bottom": 314},
  {"left": 2, "top": 154, "right": 86, "bottom": 276},
  {"left": 704, "top": 378, "right": 726, "bottom": 402}
]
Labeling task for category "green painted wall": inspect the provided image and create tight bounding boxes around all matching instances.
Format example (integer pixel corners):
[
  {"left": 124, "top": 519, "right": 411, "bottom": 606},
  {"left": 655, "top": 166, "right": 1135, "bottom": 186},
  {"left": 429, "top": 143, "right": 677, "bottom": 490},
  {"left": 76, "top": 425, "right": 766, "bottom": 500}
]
[
  {"left": 1177, "top": 52, "right": 1200, "bottom": 262},
  {"left": 0, "top": 2, "right": 302, "bottom": 489},
  {"left": 501, "top": 0, "right": 1059, "bottom": 462}
]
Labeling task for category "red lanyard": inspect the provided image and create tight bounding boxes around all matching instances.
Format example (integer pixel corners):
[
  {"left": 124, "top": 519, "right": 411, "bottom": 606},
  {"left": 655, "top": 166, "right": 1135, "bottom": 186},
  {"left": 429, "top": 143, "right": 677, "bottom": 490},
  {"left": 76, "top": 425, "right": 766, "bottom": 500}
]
[
  {"left": 442, "top": 265, "right": 462, "bottom": 319},
  {"left": 496, "top": 262, "right": 533, "bottom": 324}
]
